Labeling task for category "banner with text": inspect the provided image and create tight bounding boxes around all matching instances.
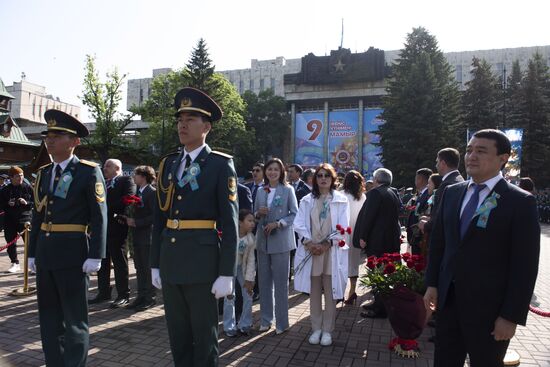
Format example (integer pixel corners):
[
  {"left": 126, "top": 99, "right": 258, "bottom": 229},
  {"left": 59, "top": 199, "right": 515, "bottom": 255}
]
[
  {"left": 328, "top": 111, "right": 359, "bottom": 172},
  {"left": 295, "top": 112, "right": 324, "bottom": 167},
  {"left": 362, "top": 109, "right": 385, "bottom": 178}
]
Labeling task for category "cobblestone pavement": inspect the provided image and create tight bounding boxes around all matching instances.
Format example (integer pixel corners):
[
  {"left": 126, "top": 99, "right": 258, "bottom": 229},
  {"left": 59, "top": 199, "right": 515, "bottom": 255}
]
[{"left": 0, "top": 225, "right": 549, "bottom": 366}]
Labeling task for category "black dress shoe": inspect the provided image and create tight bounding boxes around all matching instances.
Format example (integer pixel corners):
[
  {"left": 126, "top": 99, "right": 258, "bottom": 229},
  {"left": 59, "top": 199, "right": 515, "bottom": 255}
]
[
  {"left": 110, "top": 297, "right": 130, "bottom": 308},
  {"left": 135, "top": 299, "right": 156, "bottom": 312},
  {"left": 88, "top": 294, "right": 111, "bottom": 305},
  {"left": 125, "top": 298, "right": 144, "bottom": 310}
]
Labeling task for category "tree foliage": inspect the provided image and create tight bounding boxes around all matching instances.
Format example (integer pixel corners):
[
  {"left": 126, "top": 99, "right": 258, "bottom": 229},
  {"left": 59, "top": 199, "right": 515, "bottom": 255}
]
[
  {"left": 81, "top": 55, "right": 135, "bottom": 163},
  {"left": 133, "top": 39, "right": 252, "bottom": 171},
  {"left": 242, "top": 89, "right": 290, "bottom": 164},
  {"left": 379, "top": 27, "right": 461, "bottom": 187},
  {"left": 461, "top": 57, "right": 501, "bottom": 131}
]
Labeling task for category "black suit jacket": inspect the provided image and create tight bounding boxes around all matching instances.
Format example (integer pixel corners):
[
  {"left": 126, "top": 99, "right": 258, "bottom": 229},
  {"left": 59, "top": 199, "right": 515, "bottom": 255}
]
[
  {"left": 424, "top": 171, "right": 464, "bottom": 233},
  {"left": 406, "top": 188, "right": 430, "bottom": 243},
  {"left": 425, "top": 179, "right": 540, "bottom": 326},
  {"left": 133, "top": 184, "right": 156, "bottom": 246},
  {"left": 237, "top": 183, "right": 252, "bottom": 211},
  {"left": 295, "top": 184, "right": 312, "bottom": 205},
  {"left": 245, "top": 181, "right": 263, "bottom": 210},
  {"left": 353, "top": 184, "right": 401, "bottom": 256},
  {"left": 107, "top": 175, "right": 136, "bottom": 239}
]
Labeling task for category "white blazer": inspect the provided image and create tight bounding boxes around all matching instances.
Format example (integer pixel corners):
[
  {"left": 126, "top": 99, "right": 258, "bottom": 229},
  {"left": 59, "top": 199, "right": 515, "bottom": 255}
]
[{"left": 292, "top": 189, "right": 350, "bottom": 299}]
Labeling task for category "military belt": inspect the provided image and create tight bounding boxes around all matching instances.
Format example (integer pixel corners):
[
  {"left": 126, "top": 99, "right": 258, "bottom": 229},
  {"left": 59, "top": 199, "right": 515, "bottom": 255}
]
[
  {"left": 166, "top": 219, "right": 216, "bottom": 230},
  {"left": 40, "top": 223, "right": 88, "bottom": 233}
]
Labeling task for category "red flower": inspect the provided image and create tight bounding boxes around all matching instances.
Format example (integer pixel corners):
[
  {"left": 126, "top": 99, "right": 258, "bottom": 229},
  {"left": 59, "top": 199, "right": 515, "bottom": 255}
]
[
  {"left": 411, "top": 254, "right": 423, "bottom": 262},
  {"left": 217, "top": 230, "right": 223, "bottom": 238},
  {"left": 401, "top": 253, "right": 411, "bottom": 261},
  {"left": 414, "top": 262, "right": 426, "bottom": 272},
  {"left": 122, "top": 195, "right": 142, "bottom": 206},
  {"left": 263, "top": 187, "right": 271, "bottom": 193},
  {"left": 339, "top": 229, "right": 346, "bottom": 235},
  {"left": 390, "top": 253, "right": 402, "bottom": 262},
  {"left": 338, "top": 240, "right": 346, "bottom": 247},
  {"left": 366, "top": 260, "right": 376, "bottom": 270},
  {"left": 383, "top": 263, "right": 396, "bottom": 274},
  {"left": 346, "top": 227, "right": 352, "bottom": 234},
  {"left": 406, "top": 260, "right": 415, "bottom": 268},
  {"left": 406, "top": 205, "right": 416, "bottom": 211},
  {"left": 336, "top": 224, "right": 342, "bottom": 231}
]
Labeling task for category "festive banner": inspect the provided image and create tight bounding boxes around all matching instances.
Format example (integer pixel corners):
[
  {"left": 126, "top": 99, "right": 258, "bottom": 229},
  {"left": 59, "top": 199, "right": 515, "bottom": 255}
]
[
  {"left": 362, "top": 109, "right": 385, "bottom": 178},
  {"left": 295, "top": 112, "right": 324, "bottom": 167},
  {"left": 328, "top": 111, "right": 359, "bottom": 172}
]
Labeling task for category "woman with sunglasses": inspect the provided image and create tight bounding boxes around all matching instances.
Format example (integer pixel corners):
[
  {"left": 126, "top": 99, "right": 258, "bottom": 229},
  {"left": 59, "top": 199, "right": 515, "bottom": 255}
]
[
  {"left": 293, "top": 163, "right": 350, "bottom": 346},
  {"left": 254, "top": 158, "right": 298, "bottom": 335}
]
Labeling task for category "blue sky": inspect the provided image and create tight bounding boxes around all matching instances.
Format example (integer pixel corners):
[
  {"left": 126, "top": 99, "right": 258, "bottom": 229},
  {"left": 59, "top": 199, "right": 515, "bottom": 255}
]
[{"left": 2, "top": 0, "right": 548, "bottom": 120}]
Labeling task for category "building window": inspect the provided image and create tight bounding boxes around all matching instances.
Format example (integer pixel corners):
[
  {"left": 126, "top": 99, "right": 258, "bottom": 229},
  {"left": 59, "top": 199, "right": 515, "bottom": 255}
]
[
  {"left": 455, "top": 64, "right": 463, "bottom": 83},
  {"left": 249, "top": 79, "right": 254, "bottom": 91},
  {"left": 271, "top": 78, "right": 275, "bottom": 89},
  {"left": 260, "top": 79, "right": 264, "bottom": 91},
  {"left": 495, "top": 62, "right": 504, "bottom": 78},
  {"left": 139, "top": 88, "right": 144, "bottom": 103},
  {"left": 239, "top": 80, "right": 244, "bottom": 94}
]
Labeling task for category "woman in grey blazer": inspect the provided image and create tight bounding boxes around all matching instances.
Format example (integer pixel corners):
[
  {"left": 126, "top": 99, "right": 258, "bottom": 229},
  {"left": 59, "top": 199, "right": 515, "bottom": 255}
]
[{"left": 255, "top": 158, "right": 298, "bottom": 334}]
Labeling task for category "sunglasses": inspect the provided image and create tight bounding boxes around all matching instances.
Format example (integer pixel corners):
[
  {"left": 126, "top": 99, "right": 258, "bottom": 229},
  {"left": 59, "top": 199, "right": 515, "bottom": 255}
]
[{"left": 316, "top": 173, "right": 331, "bottom": 179}]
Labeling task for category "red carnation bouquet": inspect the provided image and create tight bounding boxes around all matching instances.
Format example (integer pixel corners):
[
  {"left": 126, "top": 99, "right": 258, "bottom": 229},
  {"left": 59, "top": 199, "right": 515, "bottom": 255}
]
[
  {"left": 294, "top": 224, "right": 352, "bottom": 275},
  {"left": 361, "top": 252, "right": 428, "bottom": 358},
  {"left": 119, "top": 194, "right": 142, "bottom": 225}
]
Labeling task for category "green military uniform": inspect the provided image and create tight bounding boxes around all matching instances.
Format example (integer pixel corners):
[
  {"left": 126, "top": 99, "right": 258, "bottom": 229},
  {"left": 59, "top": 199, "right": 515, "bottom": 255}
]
[
  {"left": 151, "top": 88, "right": 238, "bottom": 367},
  {"left": 29, "top": 110, "right": 107, "bottom": 367}
]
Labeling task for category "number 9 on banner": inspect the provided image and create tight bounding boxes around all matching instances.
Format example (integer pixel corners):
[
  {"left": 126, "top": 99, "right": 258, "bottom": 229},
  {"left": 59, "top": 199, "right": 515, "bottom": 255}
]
[{"left": 307, "top": 119, "right": 322, "bottom": 141}]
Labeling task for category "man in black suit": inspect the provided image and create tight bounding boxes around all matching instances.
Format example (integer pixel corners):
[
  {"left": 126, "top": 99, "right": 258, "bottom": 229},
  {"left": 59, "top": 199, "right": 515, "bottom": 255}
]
[
  {"left": 419, "top": 148, "right": 464, "bottom": 234},
  {"left": 122, "top": 165, "right": 157, "bottom": 311},
  {"left": 237, "top": 183, "right": 252, "bottom": 211},
  {"left": 288, "top": 164, "right": 306, "bottom": 193},
  {"left": 245, "top": 162, "right": 264, "bottom": 209},
  {"left": 295, "top": 168, "right": 314, "bottom": 204},
  {"left": 424, "top": 129, "right": 540, "bottom": 367},
  {"left": 353, "top": 168, "right": 401, "bottom": 318},
  {"left": 406, "top": 168, "right": 432, "bottom": 254},
  {"left": 89, "top": 158, "right": 136, "bottom": 307}
]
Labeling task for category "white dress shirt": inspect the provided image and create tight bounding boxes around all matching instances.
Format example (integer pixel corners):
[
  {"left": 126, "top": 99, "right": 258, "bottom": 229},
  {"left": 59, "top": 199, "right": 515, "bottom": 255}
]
[
  {"left": 460, "top": 172, "right": 503, "bottom": 216},
  {"left": 176, "top": 143, "right": 207, "bottom": 180},
  {"left": 50, "top": 155, "right": 74, "bottom": 192}
]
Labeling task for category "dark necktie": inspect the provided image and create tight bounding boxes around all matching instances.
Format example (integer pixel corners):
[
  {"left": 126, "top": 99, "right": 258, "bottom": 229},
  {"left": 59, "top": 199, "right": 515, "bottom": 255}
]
[
  {"left": 184, "top": 155, "right": 192, "bottom": 170},
  {"left": 459, "top": 183, "right": 487, "bottom": 238},
  {"left": 52, "top": 165, "right": 63, "bottom": 193}
]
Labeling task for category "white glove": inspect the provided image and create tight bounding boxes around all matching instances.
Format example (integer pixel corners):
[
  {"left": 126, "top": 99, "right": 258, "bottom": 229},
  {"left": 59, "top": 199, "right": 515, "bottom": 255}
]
[
  {"left": 211, "top": 276, "right": 233, "bottom": 299},
  {"left": 28, "top": 257, "right": 36, "bottom": 273},
  {"left": 152, "top": 268, "right": 162, "bottom": 290},
  {"left": 82, "top": 258, "right": 102, "bottom": 274}
]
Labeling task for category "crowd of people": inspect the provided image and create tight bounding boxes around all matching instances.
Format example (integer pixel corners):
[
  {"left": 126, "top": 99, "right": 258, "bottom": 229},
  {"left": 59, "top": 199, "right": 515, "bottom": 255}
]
[{"left": 0, "top": 87, "right": 543, "bottom": 367}]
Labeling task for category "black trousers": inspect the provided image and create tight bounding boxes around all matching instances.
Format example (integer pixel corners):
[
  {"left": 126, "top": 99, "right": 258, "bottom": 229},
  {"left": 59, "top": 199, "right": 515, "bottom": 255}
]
[
  {"left": 3, "top": 220, "right": 23, "bottom": 264},
  {"left": 132, "top": 243, "right": 154, "bottom": 301},
  {"left": 37, "top": 266, "right": 89, "bottom": 367},
  {"left": 435, "top": 286, "right": 510, "bottom": 367},
  {"left": 163, "top": 281, "right": 218, "bottom": 367},
  {"left": 97, "top": 235, "right": 129, "bottom": 298}
]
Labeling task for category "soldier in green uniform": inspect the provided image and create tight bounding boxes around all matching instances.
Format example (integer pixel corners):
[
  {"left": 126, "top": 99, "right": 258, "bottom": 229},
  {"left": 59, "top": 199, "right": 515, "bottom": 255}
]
[
  {"left": 28, "top": 109, "right": 107, "bottom": 367},
  {"left": 151, "top": 87, "right": 238, "bottom": 367}
]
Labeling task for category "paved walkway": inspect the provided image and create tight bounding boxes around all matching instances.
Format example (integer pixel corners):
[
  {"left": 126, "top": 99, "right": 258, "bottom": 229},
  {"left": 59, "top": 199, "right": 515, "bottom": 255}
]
[{"left": 0, "top": 225, "right": 549, "bottom": 366}]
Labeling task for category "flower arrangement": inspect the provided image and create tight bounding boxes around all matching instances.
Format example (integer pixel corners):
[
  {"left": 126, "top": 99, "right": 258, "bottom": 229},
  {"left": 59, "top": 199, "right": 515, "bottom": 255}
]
[
  {"left": 361, "top": 252, "right": 426, "bottom": 296},
  {"left": 361, "top": 252, "right": 428, "bottom": 358},
  {"left": 122, "top": 194, "right": 142, "bottom": 207},
  {"left": 294, "top": 224, "right": 351, "bottom": 275}
]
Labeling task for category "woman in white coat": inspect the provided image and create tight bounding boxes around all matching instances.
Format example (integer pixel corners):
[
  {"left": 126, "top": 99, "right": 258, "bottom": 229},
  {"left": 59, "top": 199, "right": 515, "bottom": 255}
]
[{"left": 293, "top": 163, "right": 350, "bottom": 347}]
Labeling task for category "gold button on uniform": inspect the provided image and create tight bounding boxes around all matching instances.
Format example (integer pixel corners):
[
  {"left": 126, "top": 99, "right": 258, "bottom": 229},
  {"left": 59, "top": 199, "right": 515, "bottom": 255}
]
[
  {"left": 171, "top": 238, "right": 176, "bottom": 243},
  {"left": 177, "top": 195, "right": 182, "bottom": 200}
]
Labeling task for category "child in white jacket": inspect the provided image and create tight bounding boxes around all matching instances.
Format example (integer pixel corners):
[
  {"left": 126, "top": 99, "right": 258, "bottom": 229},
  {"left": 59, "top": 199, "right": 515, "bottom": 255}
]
[{"left": 223, "top": 209, "right": 257, "bottom": 336}]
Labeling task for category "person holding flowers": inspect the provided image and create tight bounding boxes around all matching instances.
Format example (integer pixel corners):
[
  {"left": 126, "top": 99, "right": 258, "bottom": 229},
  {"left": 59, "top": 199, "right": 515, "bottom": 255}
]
[
  {"left": 254, "top": 158, "right": 298, "bottom": 335},
  {"left": 293, "top": 163, "right": 350, "bottom": 346}
]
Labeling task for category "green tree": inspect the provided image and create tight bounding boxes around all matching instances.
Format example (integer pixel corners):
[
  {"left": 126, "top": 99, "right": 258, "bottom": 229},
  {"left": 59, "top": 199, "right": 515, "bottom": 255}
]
[
  {"left": 242, "top": 89, "right": 290, "bottom": 163},
  {"left": 379, "top": 27, "right": 461, "bottom": 187},
  {"left": 81, "top": 55, "right": 135, "bottom": 163},
  {"left": 519, "top": 52, "right": 550, "bottom": 186},
  {"left": 461, "top": 57, "right": 501, "bottom": 132},
  {"left": 134, "top": 40, "right": 252, "bottom": 171},
  {"left": 186, "top": 38, "right": 220, "bottom": 92},
  {"left": 505, "top": 60, "right": 527, "bottom": 130}
]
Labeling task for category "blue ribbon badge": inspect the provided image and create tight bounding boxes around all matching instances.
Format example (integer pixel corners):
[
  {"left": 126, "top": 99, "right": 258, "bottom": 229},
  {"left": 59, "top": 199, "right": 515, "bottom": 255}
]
[
  {"left": 54, "top": 171, "right": 74, "bottom": 199},
  {"left": 475, "top": 192, "right": 500, "bottom": 229},
  {"left": 178, "top": 163, "right": 201, "bottom": 191}
]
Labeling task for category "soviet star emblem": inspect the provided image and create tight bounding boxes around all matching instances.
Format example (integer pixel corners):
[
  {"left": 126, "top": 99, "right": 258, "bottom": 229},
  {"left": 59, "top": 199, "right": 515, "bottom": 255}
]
[{"left": 333, "top": 59, "right": 345, "bottom": 72}]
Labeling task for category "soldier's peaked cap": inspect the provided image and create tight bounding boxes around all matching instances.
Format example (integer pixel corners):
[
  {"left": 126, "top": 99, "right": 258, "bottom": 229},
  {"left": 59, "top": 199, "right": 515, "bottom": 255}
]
[
  {"left": 42, "top": 109, "right": 89, "bottom": 138},
  {"left": 174, "top": 87, "right": 223, "bottom": 122}
]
